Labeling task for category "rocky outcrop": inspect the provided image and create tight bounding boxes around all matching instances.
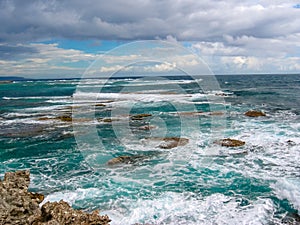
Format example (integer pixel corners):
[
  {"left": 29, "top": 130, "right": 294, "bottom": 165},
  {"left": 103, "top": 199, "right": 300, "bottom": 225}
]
[
  {"left": 0, "top": 170, "right": 110, "bottom": 225},
  {"left": 215, "top": 138, "right": 245, "bottom": 147},
  {"left": 244, "top": 110, "right": 266, "bottom": 117}
]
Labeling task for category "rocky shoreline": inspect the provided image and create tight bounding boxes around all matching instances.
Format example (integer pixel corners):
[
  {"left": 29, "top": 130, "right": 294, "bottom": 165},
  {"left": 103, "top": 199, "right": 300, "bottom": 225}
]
[{"left": 0, "top": 170, "right": 111, "bottom": 225}]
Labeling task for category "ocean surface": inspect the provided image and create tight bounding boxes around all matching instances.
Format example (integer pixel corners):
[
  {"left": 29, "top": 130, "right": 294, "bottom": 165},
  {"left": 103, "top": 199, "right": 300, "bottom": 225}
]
[{"left": 0, "top": 74, "right": 299, "bottom": 224}]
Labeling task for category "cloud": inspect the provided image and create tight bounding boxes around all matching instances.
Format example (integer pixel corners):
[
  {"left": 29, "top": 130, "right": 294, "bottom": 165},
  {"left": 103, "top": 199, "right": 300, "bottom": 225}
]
[
  {"left": 1, "top": 0, "right": 300, "bottom": 42},
  {"left": 0, "top": 0, "right": 299, "bottom": 76},
  {"left": 0, "top": 43, "right": 97, "bottom": 78}
]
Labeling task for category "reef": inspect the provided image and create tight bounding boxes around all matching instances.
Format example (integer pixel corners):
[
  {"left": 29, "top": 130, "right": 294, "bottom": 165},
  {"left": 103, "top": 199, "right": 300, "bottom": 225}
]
[{"left": 0, "top": 170, "right": 111, "bottom": 225}]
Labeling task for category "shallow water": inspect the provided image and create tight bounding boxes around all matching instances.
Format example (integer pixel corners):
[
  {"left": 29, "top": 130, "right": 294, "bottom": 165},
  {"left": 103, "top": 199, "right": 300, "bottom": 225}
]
[{"left": 0, "top": 74, "right": 299, "bottom": 224}]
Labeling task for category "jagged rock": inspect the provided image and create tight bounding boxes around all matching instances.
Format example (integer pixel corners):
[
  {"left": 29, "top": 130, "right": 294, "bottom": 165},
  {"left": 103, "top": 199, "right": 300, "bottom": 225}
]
[
  {"left": 215, "top": 138, "right": 245, "bottom": 147},
  {"left": 0, "top": 170, "right": 42, "bottom": 225},
  {"left": 39, "top": 200, "right": 110, "bottom": 225},
  {"left": 130, "top": 114, "right": 152, "bottom": 120},
  {"left": 244, "top": 110, "right": 266, "bottom": 117},
  {"left": 0, "top": 170, "right": 110, "bottom": 225}
]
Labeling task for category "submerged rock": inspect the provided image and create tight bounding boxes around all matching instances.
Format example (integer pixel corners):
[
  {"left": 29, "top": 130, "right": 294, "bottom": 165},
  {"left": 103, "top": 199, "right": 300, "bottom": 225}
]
[
  {"left": 138, "top": 125, "right": 157, "bottom": 130},
  {"left": 95, "top": 103, "right": 106, "bottom": 107},
  {"left": 130, "top": 113, "right": 152, "bottom": 120},
  {"left": 0, "top": 80, "right": 13, "bottom": 84},
  {"left": 146, "top": 137, "right": 189, "bottom": 149},
  {"left": 0, "top": 170, "right": 110, "bottom": 225},
  {"left": 107, "top": 155, "right": 146, "bottom": 165},
  {"left": 215, "top": 138, "right": 245, "bottom": 147},
  {"left": 158, "top": 137, "right": 189, "bottom": 149},
  {"left": 56, "top": 115, "right": 73, "bottom": 122},
  {"left": 244, "top": 110, "right": 266, "bottom": 117},
  {"left": 287, "top": 140, "right": 296, "bottom": 146}
]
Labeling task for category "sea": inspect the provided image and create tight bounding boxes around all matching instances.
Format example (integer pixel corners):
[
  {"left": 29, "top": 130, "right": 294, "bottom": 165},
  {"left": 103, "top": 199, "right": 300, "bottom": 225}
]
[{"left": 0, "top": 74, "right": 299, "bottom": 225}]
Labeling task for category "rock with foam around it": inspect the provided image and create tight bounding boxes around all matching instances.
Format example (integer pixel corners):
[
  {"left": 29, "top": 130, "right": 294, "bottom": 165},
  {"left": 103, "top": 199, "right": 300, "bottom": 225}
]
[
  {"left": 215, "top": 138, "right": 245, "bottom": 147},
  {"left": 244, "top": 110, "right": 266, "bottom": 117},
  {"left": 0, "top": 170, "right": 111, "bottom": 225}
]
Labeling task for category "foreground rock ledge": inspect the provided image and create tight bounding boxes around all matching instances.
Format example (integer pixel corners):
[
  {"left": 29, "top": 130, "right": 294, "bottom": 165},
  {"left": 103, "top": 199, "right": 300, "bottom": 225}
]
[{"left": 0, "top": 170, "right": 111, "bottom": 225}]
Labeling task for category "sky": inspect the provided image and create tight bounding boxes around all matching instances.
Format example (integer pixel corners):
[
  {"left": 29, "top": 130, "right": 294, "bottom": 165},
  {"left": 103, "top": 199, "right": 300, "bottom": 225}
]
[{"left": 0, "top": 0, "right": 300, "bottom": 78}]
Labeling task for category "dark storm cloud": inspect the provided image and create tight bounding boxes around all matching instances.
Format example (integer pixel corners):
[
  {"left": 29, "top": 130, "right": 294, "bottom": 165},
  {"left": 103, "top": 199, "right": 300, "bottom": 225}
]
[
  {"left": 1, "top": 0, "right": 300, "bottom": 43},
  {"left": 0, "top": 44, "right": 38, "bottom": 60}
]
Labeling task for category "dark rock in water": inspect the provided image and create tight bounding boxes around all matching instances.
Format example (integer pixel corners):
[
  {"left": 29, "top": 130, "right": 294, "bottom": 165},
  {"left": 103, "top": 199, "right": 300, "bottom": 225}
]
[
  {"left": 98, "top": 117, "right": 119, "bottom": 123},
  {"left": 287, "top": 140, "right": 296, "bottom": 146},
  {"left": 0, "top": 80, "right": 13, "bottom": 84},
  {"left": 107, "top": 155, "right": 147, "bottom": 165},
  {"left": 215, "top": 138, "right": 245, "bottom": 147},
  {"left": 37, "top": 117, "right": 52, "bottom": 121},
  {"left": 281, "top": 212, "right": 300, "bottom": 225},
  {"left": 95, "top": 103, "right": 106, "bottom": 107},
  {"left": 0, "top": 170, "right": 111, "bottom": 225},
  {"left": 244, "top": 110, "right": 266, "bottom": 117},
  {"left": 131, "top": 113, "right": 152, "bottom": 120},
  {"left": 107, "top": 156, "right": 133, "bottom": 165},
  {"left": 138, "top": 125, "right": 157, "bottom": 130},
  {"left": 158, "top": 137, "right": 189, "bottom": 149},
  {"left": 56, "top": 115, "right": 72, "bottom": 122},
  {"left": 149, "top": 137, "right": 189, "bottom": 149}
]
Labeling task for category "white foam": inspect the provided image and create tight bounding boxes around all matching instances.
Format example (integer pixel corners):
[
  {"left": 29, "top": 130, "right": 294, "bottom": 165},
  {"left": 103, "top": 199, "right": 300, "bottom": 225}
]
[
  {"left": 272, "top": 179, "right": 300, "bottom": 212},
  {"left": 106, "top": 192, "right": 275, "bottom": 225},
  {"left": 2, "top": 96, "right": 70, "bottom": 100}
]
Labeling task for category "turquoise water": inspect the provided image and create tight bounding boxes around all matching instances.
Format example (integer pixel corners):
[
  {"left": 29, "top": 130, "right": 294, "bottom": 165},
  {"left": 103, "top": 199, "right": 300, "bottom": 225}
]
[{"left": 0, "top": 75, "right": 299, "bottom": 224}]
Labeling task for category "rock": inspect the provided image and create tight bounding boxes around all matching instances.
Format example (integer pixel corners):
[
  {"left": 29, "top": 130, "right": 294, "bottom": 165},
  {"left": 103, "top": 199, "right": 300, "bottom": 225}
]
[
  {"left": 95, "top": 103, "right": 106, "bottom": 107},
  {"left": 146, "top": 137, "right": 189, "bottom": 149},
  {"left": 0, "top": 170, "right": 111, "bottom": 225},
  {"left": 208, "top": 111, "right": 224, "bottom": 116},
  {"left": 130, "top": 114, "right": 152, "bottom": 120},
  {"left": 37, "top": 117, "right": 50, "bottom": 121},
  {"left": 98, "top": 118, "right": 119, "bottom": 123},
  {"left": 287, "top": 140, "right": 296, "bottom": 146},
  {"left": 0, "top": 170, "right": 42, "bottom": 225},
  {"left": 158, "top": 137, "right": 189, "bottom": 149},
  {"left": 0, "top": 80, "right": 13, "bottom": 84},
  {"left": 244, "top": 110, "right": 266, "bottom": 117},
  {"left": 215, "top": 138, "right": 245, "bottom": 147},
  {"left": 138, "top": 125, "right": 157, "bottom": 130},
  {"left": 281, "top": 212, "right": 300, "bottom": 224},
  {"left": 56, "top": 115, "right": 72, "bottom": 122},
  {"left": 39, "top": 200, "right": 111, "bottom": 225},
  {"left": 107, "top": 156, "right": 132, "bottom": 165},
  {"left": 106, "top": 155, "right": 147, "bottom": 165}
]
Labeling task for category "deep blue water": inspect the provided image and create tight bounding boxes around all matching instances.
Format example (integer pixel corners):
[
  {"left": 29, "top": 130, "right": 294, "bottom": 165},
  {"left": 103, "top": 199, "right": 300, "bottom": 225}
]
[{"left": 0, "top": 74, "right": 299, "bottom": 225}]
